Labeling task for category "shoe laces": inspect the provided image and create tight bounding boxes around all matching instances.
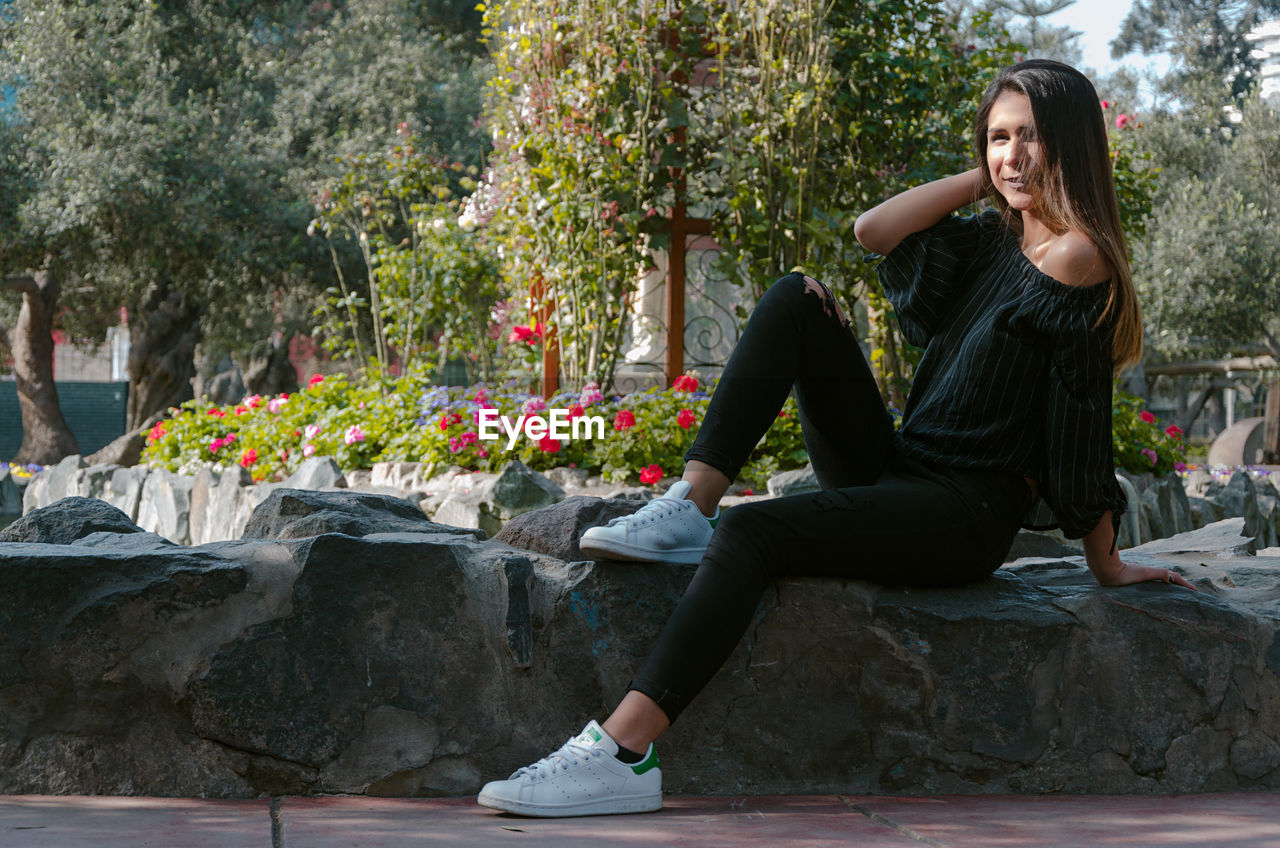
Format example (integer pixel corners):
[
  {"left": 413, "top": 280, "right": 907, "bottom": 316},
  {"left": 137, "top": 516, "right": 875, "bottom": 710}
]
[
  {"left": 516, "top": 737, "right": 600, "bottom": 780},
  {"left": 605, "top": 494, "right": 690, "bottom": 528}
]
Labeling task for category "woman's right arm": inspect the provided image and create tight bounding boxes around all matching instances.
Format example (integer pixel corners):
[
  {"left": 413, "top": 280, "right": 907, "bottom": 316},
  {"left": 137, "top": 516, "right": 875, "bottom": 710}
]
[{"left": 853, "top": 168, "right": 986, "bottom": 256}]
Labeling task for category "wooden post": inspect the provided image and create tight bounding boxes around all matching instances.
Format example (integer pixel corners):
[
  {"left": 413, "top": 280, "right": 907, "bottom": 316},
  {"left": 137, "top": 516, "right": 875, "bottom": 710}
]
[
  {"left": 1264, "top": 376, "right": 1280, "bottom": 463},
  {"left": 530, "top": 277, "right": 559, "bottom": 399}
]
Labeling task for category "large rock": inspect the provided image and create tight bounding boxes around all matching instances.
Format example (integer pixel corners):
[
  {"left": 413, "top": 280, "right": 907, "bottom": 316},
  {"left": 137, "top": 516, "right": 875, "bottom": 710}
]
[
  {"left": 495, "top": 496, "right": 644, "bottom": 562},
  {"left": 766, "top": 464, "right": 820, "bottom": 497},
  {"left": 241, "top": 488, "right": 485, "bottom": 541},
  {"left": 285, "top": 457, "right": 347, "bottom": 491},
  {"left": 1, "top": 494, "right": 1278, "bottom": 798},
  {"left": 0, "top": 497, "right": 145, "bottom": 544},
  {"left": 102, "top": 465, "right": 150, "bottom": 522}
]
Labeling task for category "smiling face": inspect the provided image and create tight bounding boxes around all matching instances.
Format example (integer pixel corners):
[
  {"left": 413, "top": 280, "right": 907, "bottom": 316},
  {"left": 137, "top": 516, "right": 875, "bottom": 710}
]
[{"left": 984, "top": 90, "right": 1040, "bottom": 213}]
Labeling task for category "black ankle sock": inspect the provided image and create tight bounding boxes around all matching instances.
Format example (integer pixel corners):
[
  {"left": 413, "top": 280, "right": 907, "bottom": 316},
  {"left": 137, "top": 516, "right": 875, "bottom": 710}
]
[{"left": 614, "top": 743, "right": 644, "bottom": 764}]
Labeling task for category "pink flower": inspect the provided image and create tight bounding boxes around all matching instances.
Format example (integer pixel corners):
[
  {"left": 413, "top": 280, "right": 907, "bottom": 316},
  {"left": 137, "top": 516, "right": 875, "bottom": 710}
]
[
  {"left": 224, "top": 433, "right": 237, "bottom": 444},
  {"left": 1116, "top": 113, "right": 1130, "bottom": 129},
  {"left": 234, "top": 405, "right": 249, "bottom": 416},
  {"left": 1174, "top": 461, "right": 1187, "bottom": 473},
  {"left": 209, "top": 439, "right": 224, "bottom": 454},
  {"left": 539, "top": 436, "right": 562, "bottom": 454},
  {"left": 1140, "top": 448, "right": 1158, "bottom": 466},
  {"left": 303, "top": 443, "right": 317, "bottom": 458},
  {"left": 1100, "top": 99, "right": 1110, "bottom": 109},
  {"left": 672, "top": 375, "right": 699, "bottom": 392},
  {"left": 449, "top": 436, "right": 461, "bottom": 453},
  {"left": 613, "top": 409, "right": 636, "bottom": 431},
  {"left": 305, "top": 424, "right": 322, "bottom": 439},
  {"left": 245, "top": 395, "right": 264, "bottom": 410},
  {"left": 579, "top": 382, "right": 604, "bottom": 406},
  {"left": 308, "top": 373, "right": 325, "bottom": 388},
  {"left": 508, "top": 324, "right": 543, "bottom": 345},
  {"left": 522, "top": 396, "right": 547, "bottom": 416},
  {"left": 439, "top": 414, "right": 451, "bottom": 432},
  {"left": 639, "top": 464, "right": 663, "bottom": 485},
  {"left": 1164, "top": 424, "right": 1183, "bottom": 439},
  {"left": 478, "top": 447, "right": 489, "bottom": 458},
  {"left": 268, "top": 397, "right": 288, "bottom": 414},
  {"left": 239, "top": 449, "right": 259, "bottom": 468},
  {"left": 344, "top": 425, "right": 366, "bottom": 446},
  {"left": 676, "top": 408, "right": 696, "bottom": 429},
  {"left": 1139, "top": 410, "right": 1155, "bottom": 423},
  {"left": 460, "top": 431, "right": 479, "bottom": 446}
]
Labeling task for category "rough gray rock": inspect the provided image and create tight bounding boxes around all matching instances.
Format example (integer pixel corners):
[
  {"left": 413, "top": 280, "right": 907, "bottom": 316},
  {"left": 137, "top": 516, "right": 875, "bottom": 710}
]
[
  {"left": 285, "top": 457, "right": 347, "bottom": 491},
  {"left": 102, "top": 465, "right": 150, "bottom": 522},
  {"left": 136, "top": 469, "right": 196, "bottom": 544},
  {"left": 1, "top": 493, "right": 1278, "bottom": 799},
  {"left": 495, "top": 496, "right": 644, "bottom": 562},
  {"left": 488, "top": 460, "right": 565, "bottom": 519},
  {"left": 766, "top": 464, "right": 820, "bottom": 497},
  {"left": 241, "top": 488, "right": 485, "bottom": 541},
  {"left": 0, "top": 497, "right": 145, "bottom": 544},
  {"left": 23, "top": 454, "right": 87, "bottom": 513}
]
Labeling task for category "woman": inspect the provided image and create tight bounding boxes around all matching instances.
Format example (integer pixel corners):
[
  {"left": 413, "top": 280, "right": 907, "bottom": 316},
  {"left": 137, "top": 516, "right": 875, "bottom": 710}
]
[{"left": 477, "top": 59, "right": 1195, "bottom": 818}]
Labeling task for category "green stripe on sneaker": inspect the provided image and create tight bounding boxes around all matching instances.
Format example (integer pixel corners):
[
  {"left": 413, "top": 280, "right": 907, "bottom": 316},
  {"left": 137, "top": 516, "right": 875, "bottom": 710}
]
[{"left": 631, "top": 748, "right": 661, "bottom": 775}]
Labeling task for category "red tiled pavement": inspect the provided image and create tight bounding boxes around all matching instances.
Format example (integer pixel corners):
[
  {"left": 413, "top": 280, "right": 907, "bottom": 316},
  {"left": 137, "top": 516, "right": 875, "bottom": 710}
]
[{"left": 3, "top": 793, "right": 1280, "bottom": 848}]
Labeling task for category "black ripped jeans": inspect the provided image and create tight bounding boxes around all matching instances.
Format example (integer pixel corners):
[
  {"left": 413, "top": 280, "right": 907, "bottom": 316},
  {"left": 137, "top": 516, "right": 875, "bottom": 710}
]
[{"left": 626, "top": 273, "right": 1030, "bottom": 723}]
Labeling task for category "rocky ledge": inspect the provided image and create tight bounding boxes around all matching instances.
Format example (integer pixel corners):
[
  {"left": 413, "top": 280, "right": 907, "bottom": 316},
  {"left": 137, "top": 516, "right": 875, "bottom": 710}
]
[{"left": 0, "top": 491, "right": 1277, "bottom": 798}]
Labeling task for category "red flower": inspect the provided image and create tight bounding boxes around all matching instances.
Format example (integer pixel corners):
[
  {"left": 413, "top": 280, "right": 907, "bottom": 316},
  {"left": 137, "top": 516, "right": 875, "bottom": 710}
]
[
  {"left": 613, "top": 409, "right": 636, "bottom": 431},
  {"left": 672, "top": 374, "right": 698, "bottom": 392},
  {"left": 539, "top": 436, "right": 562, "bottom": 454},
  {"left": 568, "top": 404, "right": 585, "bottom": 420},
  {"left": 1100, "top": 99, "right": 1110, "bottom": 109},
  {"left": 308, "top": 373, "right": 325, "bottom": 388},
  {"left": 234, "top": 405, "right": 248, "bottom": 416},
  {"left": 742, "top": 488, "right": 753, "bottom": 496},
  {"left": 1139, "top": 410, "right": 1155, "bottom": 423},
  {"left": 239, "top": 449, "right": 258, "bottom": 468},
  {"left": 206, "top": 408, "right": 226, "bottom": 418},
  {"left": 1116, "top": 113, "right": 1130, "bottom": 129},
  {"left": 640, "top": 464, "right": 663, "bottom": 485},
  {"left": 508, "top": 323, "right": 544, "bottom": 345},
  {"left": 439, "top": 414, "right": 451, "bottom": 432},
  {"left": 1165, "top": 424, "right": 1184, "bottom": 440},
  {"left": 676, "top": 408, "right": 696, "bottom": 429},
  {"left": 146, "top": 421, "right": 168, "bottom": 444}
]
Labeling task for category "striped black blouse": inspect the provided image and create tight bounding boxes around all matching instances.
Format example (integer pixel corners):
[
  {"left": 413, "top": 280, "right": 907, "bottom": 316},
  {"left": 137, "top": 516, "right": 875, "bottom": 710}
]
[{"left": 874, "top": 209, "right": 1127, "bottom": 540}]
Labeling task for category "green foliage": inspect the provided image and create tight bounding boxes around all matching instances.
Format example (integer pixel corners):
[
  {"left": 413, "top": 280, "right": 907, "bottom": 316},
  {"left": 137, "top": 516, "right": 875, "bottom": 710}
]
[
  {"left": 310, "top": 134, "right": 508, "bottom": 380},
  {"left": 1113, "top": 388, "right": 1188, "bottom": 476}
]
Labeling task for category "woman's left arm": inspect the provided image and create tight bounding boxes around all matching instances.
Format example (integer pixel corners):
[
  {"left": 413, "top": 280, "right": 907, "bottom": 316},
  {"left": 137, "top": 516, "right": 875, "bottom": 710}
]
[{"left": 1082, "top": 511, "right": 1197, "bottom": 590}]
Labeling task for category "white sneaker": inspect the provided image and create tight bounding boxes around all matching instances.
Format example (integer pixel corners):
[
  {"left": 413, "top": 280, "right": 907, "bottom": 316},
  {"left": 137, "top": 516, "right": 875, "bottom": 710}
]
[
  {"left": 579, "top": 480, "right": 716, "bottom": 564},
  {"left": 477, "top": 720, "right": 662, "bottom": 817}
]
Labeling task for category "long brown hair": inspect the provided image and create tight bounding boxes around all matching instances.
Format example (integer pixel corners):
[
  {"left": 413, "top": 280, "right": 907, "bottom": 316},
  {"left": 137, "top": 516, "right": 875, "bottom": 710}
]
[{"left": 974, "top": 59, "right": 1142, "bottom": 376}]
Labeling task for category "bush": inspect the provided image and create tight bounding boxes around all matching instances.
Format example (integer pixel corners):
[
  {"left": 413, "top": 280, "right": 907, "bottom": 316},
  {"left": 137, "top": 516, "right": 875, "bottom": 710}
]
[{"left": 1113, "top": 389, "right": 1188, "bottom": 477}]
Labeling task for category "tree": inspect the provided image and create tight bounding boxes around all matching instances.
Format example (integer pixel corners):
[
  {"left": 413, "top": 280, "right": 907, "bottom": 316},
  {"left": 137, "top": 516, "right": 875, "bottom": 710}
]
[
  {"left": 1112, "top": 0, "right": 1280, "bottom": 108},
  {"left": 1132, "top": 96, "right": 1280, "bottom": 360}
]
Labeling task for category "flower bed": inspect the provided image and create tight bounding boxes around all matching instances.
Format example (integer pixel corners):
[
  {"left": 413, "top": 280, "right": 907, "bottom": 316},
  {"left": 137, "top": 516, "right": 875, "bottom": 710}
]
[
  {"left": 135, "top": 377, "right": 1194, "bottom": 486},
  {"left": 140, "top": 373, "right": 809, "bottom": 487}
]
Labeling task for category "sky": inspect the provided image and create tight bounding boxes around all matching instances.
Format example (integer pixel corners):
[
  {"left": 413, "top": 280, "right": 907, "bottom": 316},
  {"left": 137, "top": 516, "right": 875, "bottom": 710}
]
[{"left": 1049, "top": 0, "right": 1172, "bottom": 79}]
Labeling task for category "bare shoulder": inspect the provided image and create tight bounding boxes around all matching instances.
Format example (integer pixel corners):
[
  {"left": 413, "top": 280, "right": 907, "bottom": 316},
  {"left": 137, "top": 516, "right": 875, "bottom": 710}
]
[{"left": 1040, "top": 230, "right": 1112, "bottom": 287}]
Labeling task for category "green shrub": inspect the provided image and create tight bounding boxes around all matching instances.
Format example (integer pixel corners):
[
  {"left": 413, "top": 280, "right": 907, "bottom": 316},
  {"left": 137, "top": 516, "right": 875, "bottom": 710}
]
[{"left": 1112, "top": 389, "right": 1188, "bottom": 477}]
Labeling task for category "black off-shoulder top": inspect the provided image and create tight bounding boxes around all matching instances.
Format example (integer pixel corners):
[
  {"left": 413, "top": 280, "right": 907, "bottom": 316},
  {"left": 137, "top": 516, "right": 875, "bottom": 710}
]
[{"left": 873, "top": 208, "right": 1127, "bottom": 540}]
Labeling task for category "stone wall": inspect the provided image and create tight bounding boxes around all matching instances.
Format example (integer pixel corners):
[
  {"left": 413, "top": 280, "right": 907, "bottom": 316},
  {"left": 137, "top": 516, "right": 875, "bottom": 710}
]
[
  {"left": 12, "top": 454, "right": 1280, "bottom": 551},
  {"left": 0, "top": 491, "right": 1277, "bottom": 798}
]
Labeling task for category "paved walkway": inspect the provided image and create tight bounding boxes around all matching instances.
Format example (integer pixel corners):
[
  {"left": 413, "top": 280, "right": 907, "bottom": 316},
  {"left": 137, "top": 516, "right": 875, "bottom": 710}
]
[{"left": 4, "top": 793, "right": 1280, "bottom": 847}]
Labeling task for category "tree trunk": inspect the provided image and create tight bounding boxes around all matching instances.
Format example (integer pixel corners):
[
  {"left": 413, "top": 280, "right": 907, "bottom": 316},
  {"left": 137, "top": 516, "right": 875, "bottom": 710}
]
[
  {"left": 1, "top": 268, "right": 81, "bottom": 464},
  {"left": 126, "top": 279, "right": 204, "bottom": 430},
  {"left": 239, "top": 333, "right": 298, "bottom": 398}
]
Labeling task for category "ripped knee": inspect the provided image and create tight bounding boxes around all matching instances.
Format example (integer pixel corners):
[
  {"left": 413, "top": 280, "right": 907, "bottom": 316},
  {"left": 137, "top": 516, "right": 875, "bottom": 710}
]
[{"left": 801, "top": 275, "right": 849, "bottom": 328}]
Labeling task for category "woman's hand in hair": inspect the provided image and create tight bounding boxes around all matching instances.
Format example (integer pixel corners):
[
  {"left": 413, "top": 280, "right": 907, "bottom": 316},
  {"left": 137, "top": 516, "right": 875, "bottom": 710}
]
[{"left": 854, "top": 168, "right": 986, "bottom": 256}]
